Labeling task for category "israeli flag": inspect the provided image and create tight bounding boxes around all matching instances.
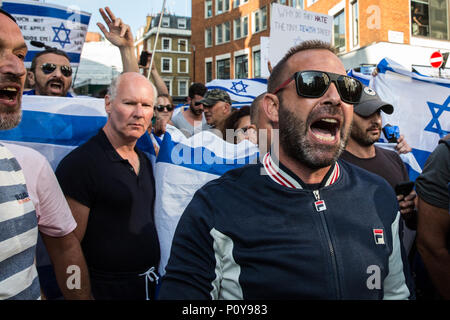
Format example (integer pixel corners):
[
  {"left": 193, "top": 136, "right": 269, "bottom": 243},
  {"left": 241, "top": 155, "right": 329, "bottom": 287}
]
[
  {"left": 371, "top": 58, "right": 450, "bottom": 179},
  {"left": 347, "top": 69, "right": 371, "bottom": 87},
  {"left": 1, "top": 0, "right": 91, "bottom": 66},
  {"left": 155, "top": 125, "right": 259, "bottom": 276},
  {"left": 206, "top": 78, "right": 267, "bottom": 108},
  {"left": 0, "top": 95, "right": 156, "bottom": 170}
]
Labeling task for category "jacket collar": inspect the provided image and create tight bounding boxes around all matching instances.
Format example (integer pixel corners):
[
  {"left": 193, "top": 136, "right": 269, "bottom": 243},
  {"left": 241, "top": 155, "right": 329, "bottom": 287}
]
[{"left": 262, "top": 152, "right": 340, "bottom": 190}]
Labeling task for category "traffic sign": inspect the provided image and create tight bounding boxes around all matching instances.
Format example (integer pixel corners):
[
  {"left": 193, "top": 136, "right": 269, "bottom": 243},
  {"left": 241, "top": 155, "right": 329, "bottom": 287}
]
[{"left": 430, "top": 51, "right": 443, "bottom": 68}]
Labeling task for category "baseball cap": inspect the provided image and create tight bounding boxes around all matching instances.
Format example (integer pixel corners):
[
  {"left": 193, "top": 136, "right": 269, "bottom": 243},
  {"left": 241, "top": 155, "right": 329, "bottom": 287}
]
[
  {"left": 199, "top": 89, "right": 231, "bottom": 107},
  {"left": 353, "top": 86, "right": 394, "bottom": 117}
]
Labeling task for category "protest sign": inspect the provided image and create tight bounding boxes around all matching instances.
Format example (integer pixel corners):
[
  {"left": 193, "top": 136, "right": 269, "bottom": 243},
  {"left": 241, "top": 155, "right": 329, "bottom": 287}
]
[
  {"left": 260, "top": 36, "right": 270, "bottom": 78},
  {"left": 1, "top": 0, "right": 91, "bottom": 66},
  {"left": 269, "top": 3, "right": 332, "bottom": 68}
]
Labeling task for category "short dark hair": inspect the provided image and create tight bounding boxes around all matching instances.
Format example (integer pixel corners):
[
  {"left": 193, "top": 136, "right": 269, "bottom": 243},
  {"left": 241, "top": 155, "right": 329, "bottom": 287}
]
[
  {"left": 30, "top": 48, "right": 71, "bottom": 73},
  {"left": 0, "top": 8, "right": 17, "bottom": 24},
  {"left": 188, "top": 82, "right": 207, "bottom": 99},
  {"left": 268, "top": 40, "right": 337, "bottom": 94},
  {"left": 222, "top": 106, "right": 251, "bottom": 143}
]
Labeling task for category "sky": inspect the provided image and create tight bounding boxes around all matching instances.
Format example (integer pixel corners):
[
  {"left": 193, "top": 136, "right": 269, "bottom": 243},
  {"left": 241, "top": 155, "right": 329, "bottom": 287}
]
[{"left": 43, "top": 0, "right": 191, "bottom": 35}]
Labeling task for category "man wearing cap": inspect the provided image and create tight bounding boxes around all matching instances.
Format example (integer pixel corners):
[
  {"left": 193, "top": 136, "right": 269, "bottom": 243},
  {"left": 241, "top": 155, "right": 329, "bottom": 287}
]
[
  {"left": 199, "top": 88, "right": 232, "bottom": 132},
  {"left": 340, "top": 86, "right": 417, "bottom": 253}
]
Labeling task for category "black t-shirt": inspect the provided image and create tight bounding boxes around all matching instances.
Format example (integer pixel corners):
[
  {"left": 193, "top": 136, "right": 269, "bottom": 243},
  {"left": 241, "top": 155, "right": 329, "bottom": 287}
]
[
  {"left": 340, "top": 146, "right": 409, "bottom": 189},
  {"left": 56, "top": 129, "right": 160, "bottom": 274}
]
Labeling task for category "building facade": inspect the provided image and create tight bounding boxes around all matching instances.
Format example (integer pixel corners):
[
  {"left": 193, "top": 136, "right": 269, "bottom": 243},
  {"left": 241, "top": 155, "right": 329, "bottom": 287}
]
[
  {"left": 136, "top": 14, "right": 192, "bottom": 102},
  {"left": 191, "top": 0, "right": 449, "bottom": 82}
]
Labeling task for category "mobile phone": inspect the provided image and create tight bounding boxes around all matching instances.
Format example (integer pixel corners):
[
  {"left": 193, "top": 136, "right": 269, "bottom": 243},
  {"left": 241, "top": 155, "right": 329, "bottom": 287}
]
[
  {"left": 139, "top": 51, "right": 150, "bottom": 67},
  {"left": 395, "top": 181, "right": 414, "bottom": 196}
]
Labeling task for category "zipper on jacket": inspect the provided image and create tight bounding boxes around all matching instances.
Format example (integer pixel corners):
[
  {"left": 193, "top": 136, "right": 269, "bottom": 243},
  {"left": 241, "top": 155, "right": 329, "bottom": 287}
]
[{"left": 313, "top": 189, "right": 341, "bottom": 299}]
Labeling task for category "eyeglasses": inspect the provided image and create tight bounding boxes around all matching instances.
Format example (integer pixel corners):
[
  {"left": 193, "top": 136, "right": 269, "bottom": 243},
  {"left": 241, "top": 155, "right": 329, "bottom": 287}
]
[
  {"left": 194, "top": 101, "right": 204, "bottom": 106},
  {"left": 156, "top": 104, "right": 174, "bottom": 112},
  {"left": 272, "top": 70, "right": 363, "bottom": 104},
  {"left": 40, "top": 63, "right": 73, "bottom": 77}
]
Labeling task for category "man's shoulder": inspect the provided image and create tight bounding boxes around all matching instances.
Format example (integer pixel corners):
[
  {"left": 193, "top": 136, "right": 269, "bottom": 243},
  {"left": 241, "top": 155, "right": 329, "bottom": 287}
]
[
  {"left": 58, "top": 133, "right": 101, "bottom": 167},
  {"left": 339, "top": 158, "right": 392, "bottom": 188},
  {"left": 200, "top": 163, "right": 262, "bottom": 192}
]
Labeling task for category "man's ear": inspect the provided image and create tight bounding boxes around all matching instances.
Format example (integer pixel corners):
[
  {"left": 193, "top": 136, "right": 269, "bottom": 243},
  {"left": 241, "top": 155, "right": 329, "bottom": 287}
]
[
  {"left": 27, "top": 71, "right": 35, "bottom": 87},
  {"left": 262, "top": 93, "right": 279, "bottom": 124},
  {"left": 105, "top": 95, "right": 112, "bottom": 115},
  {"left": 223, "top": 102, "right": 231, "bottom": 114}
]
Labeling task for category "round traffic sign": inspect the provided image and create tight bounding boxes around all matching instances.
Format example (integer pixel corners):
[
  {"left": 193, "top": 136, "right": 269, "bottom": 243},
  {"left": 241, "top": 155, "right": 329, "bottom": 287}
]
[{"left": 430, "top": 51, "right": 443, "bottom": 68}]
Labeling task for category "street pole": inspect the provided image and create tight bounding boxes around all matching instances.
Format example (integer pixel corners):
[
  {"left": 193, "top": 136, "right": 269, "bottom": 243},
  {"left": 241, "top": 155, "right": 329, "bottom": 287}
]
[{"left": 148, "top": 0, "right": 167, "bottom": 80}]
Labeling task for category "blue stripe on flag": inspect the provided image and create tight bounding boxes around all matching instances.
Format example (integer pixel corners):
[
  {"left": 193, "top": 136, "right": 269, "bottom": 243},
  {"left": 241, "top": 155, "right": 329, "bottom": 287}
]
[
  {"left": 0, "top": 110, "right": 106, "bottom": 146},
  {"left": 206, "top": 86, "right": 260, "bottom": 100},
  {"left": 156, "top": 133, "right": 259, "bottom": 176},
  {"left": 3, "top": 2, "right": 91, "bottom": 24},
  {"left": 26, "top": 51, "right": 81, "bottom": 64}
]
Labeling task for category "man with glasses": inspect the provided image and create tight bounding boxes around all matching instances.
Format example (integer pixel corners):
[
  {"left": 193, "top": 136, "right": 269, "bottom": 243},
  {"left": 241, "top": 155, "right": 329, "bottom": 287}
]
[
  {"left": 25, "top": 48, "right": 73, "bottom": 97},
  {"left": 171, "top": 83, "right": 208, "bottom": 137},
  {"left": 159, "top": 40, "right": 414, "bottom": 299}
]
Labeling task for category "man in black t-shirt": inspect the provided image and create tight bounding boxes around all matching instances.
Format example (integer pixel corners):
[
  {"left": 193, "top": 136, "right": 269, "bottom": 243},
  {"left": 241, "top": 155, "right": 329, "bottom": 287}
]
[
  {"left": 56, "top": 72, "right": 160, "bottom": 300},
  {"left": 340, "top": 86, "right": 417, "bottom": 252}
]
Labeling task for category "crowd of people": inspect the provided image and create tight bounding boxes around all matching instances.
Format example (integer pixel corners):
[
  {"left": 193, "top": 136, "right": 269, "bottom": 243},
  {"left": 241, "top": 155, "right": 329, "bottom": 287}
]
[{"left": 0, "top": 6, "right": 449, "bottom": 301}]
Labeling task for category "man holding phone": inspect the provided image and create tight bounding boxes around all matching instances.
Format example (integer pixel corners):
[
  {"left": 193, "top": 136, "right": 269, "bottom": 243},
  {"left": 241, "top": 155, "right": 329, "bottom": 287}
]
[{"left": 340, "top": 86, "right": 417, "bottom": 253}]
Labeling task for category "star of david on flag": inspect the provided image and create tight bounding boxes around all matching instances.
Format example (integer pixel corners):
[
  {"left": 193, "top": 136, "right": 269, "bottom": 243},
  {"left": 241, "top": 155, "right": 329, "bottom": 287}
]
[
  {"left": 230, "top": 80, "right": 249, "bottom": 94},
  {"left": 425, "top": 96, "right": 450, "bottom": 138},
  {"left": 52, "top": 23, "right": 71, "bottom": 48}
]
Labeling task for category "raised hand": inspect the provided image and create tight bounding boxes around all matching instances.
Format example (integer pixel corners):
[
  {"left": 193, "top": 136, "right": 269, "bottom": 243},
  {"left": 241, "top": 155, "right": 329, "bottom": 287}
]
[{"left": 97, "top": 7, "right": 134, "bottom": 48}]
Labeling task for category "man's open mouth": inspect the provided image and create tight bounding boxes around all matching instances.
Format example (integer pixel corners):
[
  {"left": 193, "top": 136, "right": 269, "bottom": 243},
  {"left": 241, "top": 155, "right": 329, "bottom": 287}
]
[
  {"left": 48, "top": 81, "right": 64, "bottom": 91},
  {"left": 0, "top": 86, "right": 19, "bottom": 102},
  {"left": 310, "top": 118, "right": 340, "bottom": 142}
]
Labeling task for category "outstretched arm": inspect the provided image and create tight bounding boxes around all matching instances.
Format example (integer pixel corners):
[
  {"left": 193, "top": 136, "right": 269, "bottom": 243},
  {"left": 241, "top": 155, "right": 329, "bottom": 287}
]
[{"left": 97, "top": 7, "right": 139, "bottom": 73}]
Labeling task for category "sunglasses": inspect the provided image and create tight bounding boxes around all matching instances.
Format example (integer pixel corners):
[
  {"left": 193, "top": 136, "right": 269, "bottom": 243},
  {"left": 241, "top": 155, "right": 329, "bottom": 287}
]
[
  {"left": 273, "top": 70, "right": 363, "bottom": 104},
  {"left": 194, "top": 101, "right": 204, "bottom": 106},
  {"left": 40, "top": 63, "right": 73, "bottom": 77},
  {"left": 156, "top": 104, "right": 174, "bottom": 112}
]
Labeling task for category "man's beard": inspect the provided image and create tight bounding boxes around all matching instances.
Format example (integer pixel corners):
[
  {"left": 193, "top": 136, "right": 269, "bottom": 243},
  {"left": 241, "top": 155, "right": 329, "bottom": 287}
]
[
  {"left": 0, "top": 110, "right": 22, "bottom": 130},
  {"left": 278, "top": 101, "right": 349, "bottom": 170},
  {"left": 36, "top": 78, "right": 67, "bottom": 96},
  {"left": 189, "top": 103, "right": 203, "bottom": 116},
  {"left": 350, "top": 123, "right": 381, "bottom": 147}
]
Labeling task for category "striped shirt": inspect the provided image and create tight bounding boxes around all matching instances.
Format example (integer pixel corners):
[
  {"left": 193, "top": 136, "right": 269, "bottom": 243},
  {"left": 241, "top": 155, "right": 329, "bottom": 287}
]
[{"left": 0, "top": 143, "right": 40, "bottom": 300}]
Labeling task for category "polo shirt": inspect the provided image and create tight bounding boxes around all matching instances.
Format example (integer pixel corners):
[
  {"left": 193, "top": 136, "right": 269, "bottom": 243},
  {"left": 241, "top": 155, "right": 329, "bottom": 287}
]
[{"left": 55, "top": 129, "right": 160, "bottom": 274}]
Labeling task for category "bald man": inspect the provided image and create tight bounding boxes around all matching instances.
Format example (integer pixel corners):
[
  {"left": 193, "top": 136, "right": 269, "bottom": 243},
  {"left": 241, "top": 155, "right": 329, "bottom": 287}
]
[{"left": 56, "top": 73, "right": 160, "bottom": 300}]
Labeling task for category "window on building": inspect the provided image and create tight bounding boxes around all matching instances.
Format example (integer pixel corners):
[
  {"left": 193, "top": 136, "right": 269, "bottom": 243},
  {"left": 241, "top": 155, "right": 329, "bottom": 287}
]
[
  {"left": 253, "top": 50, "right": 261, "bottom": 78},
  {"left": 162, "top": 38, "right": 171, "bottom": 51},
  {"left": 411, "top": 0, "right": 449, "bottom": 40},
  {"left": 278, "top": 0, "right": 288, "bottom": 5},
  {"left": 178, "top": 18, "right": 187, "bottom": 29},
  {"left": 217, "top": 58, "right": 230, "bottom": 79},
  {"left": 291, "top": 0, "right": 303, "bottom": 9},
  {"left": 235, "top": 54, "right": 248, "bottom": 79},
  {"left": 178, "top": 80, "right": 188, "bottom": 96},
  {"left": 163, "top": 79, "right": 172, "bottom": 95},
  {"left": 234, "top": 16, "right": 249, "bottom": 39},
  {"left": 206, "top": 61, "right": 213, "bottom": 83},
  {"left": 216, "top": 22, "right": 231, "bottom": 45},
  {"left": 253, "top": 6, "right": 267, "bottom": 34},
  {"left": 178, "top": 39, "right": 188, "bottom": 52},
  {"left": 162, "top": 17, "right": 170, "bottom": 27},
  {"left": 205, "top": 28, "right": 213, "bottom": 47},
  {"left": 205, "top": 0, "right": 213, "bottom": 18},
  {"left": 233, "top": 0, "right": 248, "bottom": 8},
  {"left": 333, "top": 10, "right": 346, "bottom": 52},
  {"left": 351, "top": 1, "right": 359, "bottom": 47},
  {"left": 178, "top": 58, "right": 189, "bottom": 73},
  {"left": 216, "top": 0, "right": 230, "bottom": 15},
  {"left": 161, "top": 57, "right": 172, "bottom": 73}
]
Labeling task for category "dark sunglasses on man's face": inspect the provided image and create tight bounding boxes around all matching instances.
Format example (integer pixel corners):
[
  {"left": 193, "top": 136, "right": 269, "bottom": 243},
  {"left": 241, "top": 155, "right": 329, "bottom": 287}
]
[
  {"left": 40, "top": 63, "right": 73, "bottom": 77},
  {"left": 156, "top": 104, "right": 174, "bottom": 112},
  {"left": 273, "top": 70, "right": 363, "bottom": 104},
  {"left": 194, "top": 101, "right": 204, "bottom": 106}
]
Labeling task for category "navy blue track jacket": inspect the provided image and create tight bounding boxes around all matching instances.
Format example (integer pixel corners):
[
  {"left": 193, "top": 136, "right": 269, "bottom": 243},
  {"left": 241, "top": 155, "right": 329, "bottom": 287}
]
[{"left": 159, "top": 153, "right": 414, "bottom": 300}]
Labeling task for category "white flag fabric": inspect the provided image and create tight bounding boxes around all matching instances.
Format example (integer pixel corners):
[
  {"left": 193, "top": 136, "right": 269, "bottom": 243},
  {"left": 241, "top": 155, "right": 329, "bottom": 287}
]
[
  {"left": 206, "top": 78, "right": 267, "bottom": 108},
  {"left": 0, "top": 95, "right": 156, "bottom": 170},
  {"left": 371, "top": 58, "right": 450, "bottom": 179},
  {"left": 155, "top": 125, "right": 259, "bottom": 276},
  {"left": 1, "top": 0, "right": 91, "bottom": 67}
]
